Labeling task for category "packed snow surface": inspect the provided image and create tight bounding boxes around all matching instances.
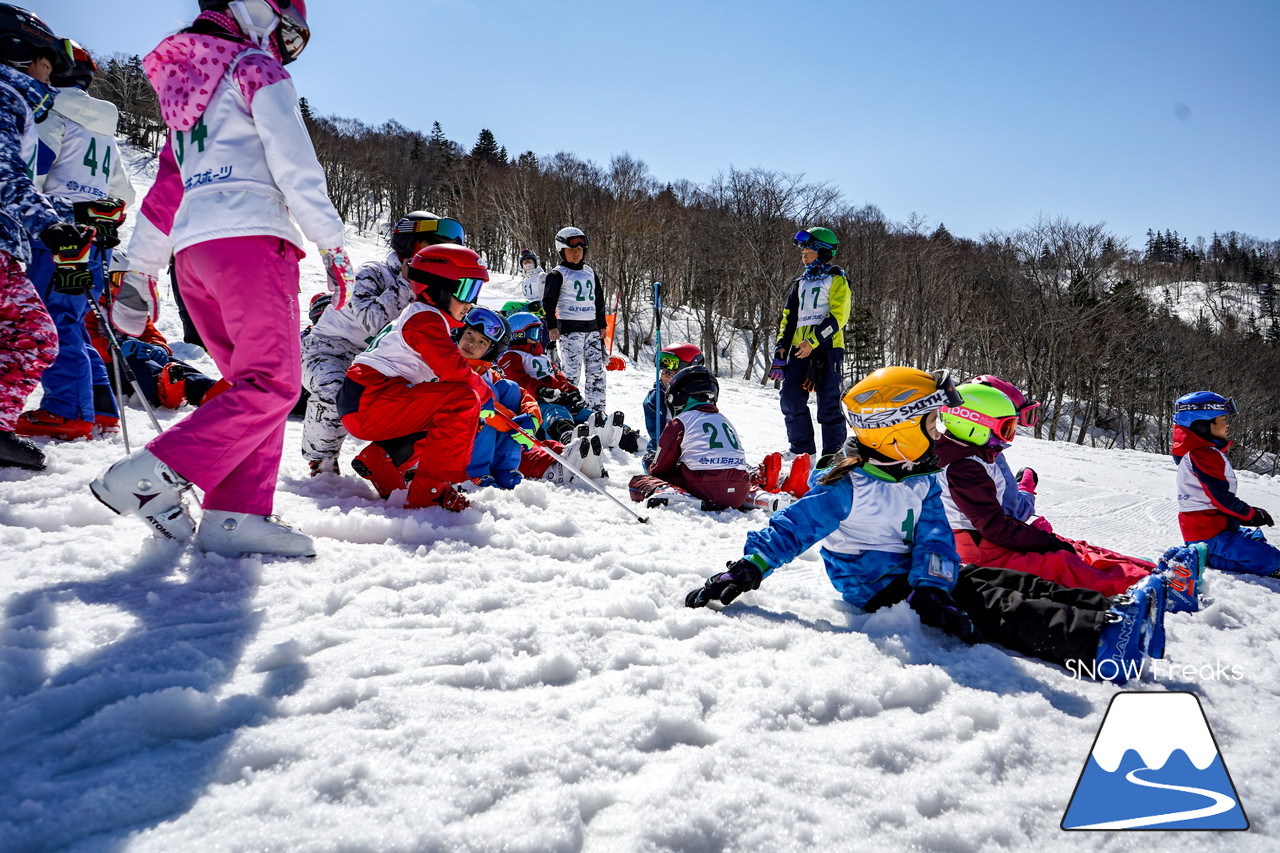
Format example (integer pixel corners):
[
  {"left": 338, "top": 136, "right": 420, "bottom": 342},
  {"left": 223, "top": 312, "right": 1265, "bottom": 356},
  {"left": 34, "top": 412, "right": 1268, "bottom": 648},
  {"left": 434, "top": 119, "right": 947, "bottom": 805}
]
[{"left": 3, "top": 152, "right": 1279, "bottom": 852}]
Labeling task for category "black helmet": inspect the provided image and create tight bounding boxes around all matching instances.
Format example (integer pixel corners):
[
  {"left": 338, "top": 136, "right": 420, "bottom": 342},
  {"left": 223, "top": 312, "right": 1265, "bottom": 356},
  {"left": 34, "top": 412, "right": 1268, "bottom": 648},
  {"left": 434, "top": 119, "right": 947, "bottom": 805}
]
[
  {"left": 0, "top": 4, "right": 70, "bottom": 75},
  {"left": 50, "top": 38, "right": 95, "bottom": 89},
  {"left": 518, "top": 248, "right": 539, "bottom": 267},
  {"left": 389, "top": 211, "right": 465, "bottom": 258},
  {"left": 665, "top": 366, "right": 718, "bottom": 413}
]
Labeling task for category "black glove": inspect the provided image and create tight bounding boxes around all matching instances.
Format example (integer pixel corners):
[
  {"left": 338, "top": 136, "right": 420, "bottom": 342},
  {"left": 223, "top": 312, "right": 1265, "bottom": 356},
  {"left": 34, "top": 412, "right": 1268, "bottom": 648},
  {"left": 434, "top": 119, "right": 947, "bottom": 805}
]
[
  {"left": 1042, "top": 536, "right": 1074, "bottom": 553},
  {"left": 72, "top": 197, "right": 127, "bottom": 248},
  {"left": 685, "top": 558, "right": 764, "bottom": 608},
  {"left": 801, "top": 356, "right": 824, "bottom": 393},
  {"left": 1248, "top": 507, "right": 1274, "bottom": 527},
  {"left": 535, "top": 386, "right": 562, "bottom": 403},
  {"left": 563, "top": 389, "right": 586, "bottom": 414},
  {"left": 40, "top": 223, "right": 96, "bottom": 295},
  {"left": 908, "top": 586, "right": 980, "bottom": 643}
]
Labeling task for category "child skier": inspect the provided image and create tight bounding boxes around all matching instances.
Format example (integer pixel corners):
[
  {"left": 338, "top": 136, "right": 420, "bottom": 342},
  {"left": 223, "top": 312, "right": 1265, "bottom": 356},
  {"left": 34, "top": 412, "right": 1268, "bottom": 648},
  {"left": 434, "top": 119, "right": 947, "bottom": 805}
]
[
  {"left": 301, "top": 210, "right": 465, "bottom": 475},
  {"left": 18, "top": 38, "right": 134, "bottom": 441},
  {"left": 516, "top": 248, "right": 544, "bottom": 303},
  {"left": 0, "top": 5, "right": 87, "bottom": 471},
  {"left": 936, "top": 381, "right": 1162, "bottom": 598},
  {"left": 498, "top": 311, "right": 590, "bottom": 440},
  {"left": 1172, "top": 391, "right": 1279, "bottom": 577},
  {"left": 687, "top": 366, "right": 1165, "bottom": 684},
  {"left": 629, "top": 366, "right": 751, "bottom": 511},
  {"left": 543, "top": 226, "right": 607, "bottom": 410},
  {"left": 337, "top": 244, "right": 488, "bottom": 511},
  {"left": 769, "top": 227, "right": 851, "bottom": 462},
  {"left": 92, "top": 0, "right": 352, "bottom": 558},
  {"left": 454, "top": 307, "right": 529, "bottom": 489},
  {"left": 643, "top": 343, "right": 703, "bottom": 455}
]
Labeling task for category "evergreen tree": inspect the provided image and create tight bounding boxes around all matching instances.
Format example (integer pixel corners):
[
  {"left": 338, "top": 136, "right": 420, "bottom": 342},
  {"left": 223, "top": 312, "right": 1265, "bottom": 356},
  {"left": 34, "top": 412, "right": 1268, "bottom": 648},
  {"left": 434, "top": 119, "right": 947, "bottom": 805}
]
[
  {"left": 298, "top": 96, "right": 313, "bottom": 122},
  {"left": 470, "top": 128, "right": 503, "bottom": 166}
]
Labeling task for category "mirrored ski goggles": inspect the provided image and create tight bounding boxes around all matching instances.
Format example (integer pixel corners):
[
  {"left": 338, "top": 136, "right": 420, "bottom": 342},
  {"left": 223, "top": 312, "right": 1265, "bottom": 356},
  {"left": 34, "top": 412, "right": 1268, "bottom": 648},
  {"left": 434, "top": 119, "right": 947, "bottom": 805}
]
[
  {"left": 1016, "top": 399, "right": 1041, "bottom": 428},
  {"left": 395, "top": 217, "right": 465, "bottom": 244},
  {"left": 463, "top": 307, "right": 505, "bottom": 341},
  {"left": 564, "top": 235, "right": 588, "bottom": 249},
  {"left": 452, "top": 276, "right": 484, "bottom": 304},
  {"left": 276, "top": 4, "right": 311, "bottom": 64},
  {"left": 793, "top": 230, "right": 836, "bottom": 252},
  {"left": 943, "top": 405, "right": 1018, "bottom": 442},
  {"left": 658, "top": 352, "right": 685, "bottom": 371}
]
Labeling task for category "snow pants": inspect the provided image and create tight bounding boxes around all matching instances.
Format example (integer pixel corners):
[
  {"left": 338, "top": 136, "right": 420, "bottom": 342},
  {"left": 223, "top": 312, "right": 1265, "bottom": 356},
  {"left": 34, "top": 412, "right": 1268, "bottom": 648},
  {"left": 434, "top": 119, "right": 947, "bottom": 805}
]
[
  {"left": 629, "top": 466, "right": 752, "bottom": 511},
  {"left": 28, "top": 244, "right": 116, "bottom": 421},
  {"left": 0, "top": 251, "right": 58, "bottom": 431},
  {"left": 954, "top": 531, "right": 1154, "bottom": 596},
  {"left": 338, "top": 371, "right": 481, "bottom": 485},
  {"left": 149, "top": 237, "right": 302, "bottom": 515},
  {"left": 952, "top": 565, "right": 1111, "bottom": 668},
  {"left": 780, "top": 347, "right": 846, "bottom": 457},
  {"left": 1199, "top": 528, "right": 1280, "bottom": 576},
  {"left": 558, "top": 330, "right": 605, "bottom": 411},
  {"left": 300, "top": 330, "right": 361, "bottom": 463},
  {"left": 467, "top": 378, "right": 524, "bottom": 480}
]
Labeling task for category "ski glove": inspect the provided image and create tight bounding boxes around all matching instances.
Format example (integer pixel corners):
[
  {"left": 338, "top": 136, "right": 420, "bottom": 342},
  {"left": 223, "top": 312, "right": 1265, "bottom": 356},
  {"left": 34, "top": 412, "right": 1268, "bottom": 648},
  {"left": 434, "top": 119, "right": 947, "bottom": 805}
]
[
  {"left": 511, "top": 414, "right": 537, "bottom": 450},
  {"left": 320, "top": 246, "right": 354, "bottom": 311},
  {"left": 908, "top": 587, "right": 980, "bottom": 644},
  {"left": 1016, "top": 467, "right": 1038, "bottom": 495},
  {"left": 685, "top": 558, "right": 764, "bottom": 609},
  {"left": 768, "top": 346, "right": 788, "bottom": 382},
  {"left": 1247, "top": 506, "right": 1274, "bottom": 527},
  {"left": 563, "top": 389, "right": 586, "bottom": 413},
  {"left": 41, "top": 223, "right": 97, "bottom": 295},
  {"left": 112, "top": 270, "right": 159, "bottom": 336},
  {"left": 1029, "top": 515, "right": 1054, "bottom": 533},
  {"left": 801, "top": 356, "right": 824, "bottom": 393},
  {"left": 72, "top": 198, "right": 127, "bottom": 248},
  {"left": 536, "top": 386, "right": 563, "bottom": 404}
]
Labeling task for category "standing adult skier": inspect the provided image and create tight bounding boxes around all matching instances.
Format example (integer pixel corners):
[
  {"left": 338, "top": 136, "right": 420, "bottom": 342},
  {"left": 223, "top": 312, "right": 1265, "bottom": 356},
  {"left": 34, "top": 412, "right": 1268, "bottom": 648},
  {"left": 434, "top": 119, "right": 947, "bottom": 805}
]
[{"left": 92, "top": 0, "right": 354, "bottom": 557}]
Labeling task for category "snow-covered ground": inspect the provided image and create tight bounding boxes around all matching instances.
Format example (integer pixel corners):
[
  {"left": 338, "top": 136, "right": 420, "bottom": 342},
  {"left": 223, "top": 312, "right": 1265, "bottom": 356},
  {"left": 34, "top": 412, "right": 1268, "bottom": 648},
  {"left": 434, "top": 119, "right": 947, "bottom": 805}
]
[{"left": 3, "top": 153, "right": 1280, "bottom": 852}]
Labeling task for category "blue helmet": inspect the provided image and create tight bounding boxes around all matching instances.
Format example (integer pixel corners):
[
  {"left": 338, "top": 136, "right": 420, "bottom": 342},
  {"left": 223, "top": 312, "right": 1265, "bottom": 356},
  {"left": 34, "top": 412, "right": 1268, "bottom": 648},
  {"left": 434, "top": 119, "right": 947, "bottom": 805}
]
[
  {"left": 506, "top": 311, "right": 544, "bottom": 350},
  {"left": 1173, "top": 391, "right": 1237, "bottom": 428}
]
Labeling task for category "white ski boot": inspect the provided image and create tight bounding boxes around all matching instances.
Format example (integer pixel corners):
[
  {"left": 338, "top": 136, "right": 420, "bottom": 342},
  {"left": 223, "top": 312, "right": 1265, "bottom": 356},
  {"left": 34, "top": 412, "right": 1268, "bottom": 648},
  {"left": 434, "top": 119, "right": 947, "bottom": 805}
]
[
  {"left": 645, "top": 485, "right": 706, "bottom": 509},
  {"left": 90, "top": 449, "right": 194, "bottom": 541},
  {"left": 196, "top": 511, "right": 316, "bottom": 558},
  {"left": 746, "top": 489, "right": 794, "bottom": 514}
]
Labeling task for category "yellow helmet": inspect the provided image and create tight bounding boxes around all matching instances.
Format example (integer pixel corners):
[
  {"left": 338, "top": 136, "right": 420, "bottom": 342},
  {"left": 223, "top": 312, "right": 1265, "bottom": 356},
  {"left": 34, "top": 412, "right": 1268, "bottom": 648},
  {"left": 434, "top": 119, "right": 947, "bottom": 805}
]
[{"left": 843, "top": 367, "right": 960, "bottom": 464}]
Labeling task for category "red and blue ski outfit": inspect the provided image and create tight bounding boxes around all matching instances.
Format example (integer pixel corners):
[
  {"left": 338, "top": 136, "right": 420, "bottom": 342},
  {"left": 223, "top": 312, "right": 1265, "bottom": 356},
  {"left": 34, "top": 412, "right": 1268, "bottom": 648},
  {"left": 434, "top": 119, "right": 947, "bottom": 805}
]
[
  {"left": 465, "top": 358, "right": 537, "bottom": 487},
  {"left": 496, "top": 338, "right": 588, "bottom": 436},
  {"left": 118, "top": 13, "right": 347, "bottom": 515},
  {"left": 0, "top": 62, "right": 60, "bottom": 432},
  {"left": 1173, "top": 424, "right": 1279, "bottom": 576},
  {"left": 936, "top": 434, "right": 1155, "bottom": 596}
]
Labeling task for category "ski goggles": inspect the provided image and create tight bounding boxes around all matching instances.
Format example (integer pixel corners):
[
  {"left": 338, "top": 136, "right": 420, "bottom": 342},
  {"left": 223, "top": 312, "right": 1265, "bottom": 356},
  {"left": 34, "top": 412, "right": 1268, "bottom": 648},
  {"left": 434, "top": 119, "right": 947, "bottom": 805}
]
[
  {"left": 1015, "top": 399, "right": 1040, "bottom": 428},
  {"left": 1174, "top": 397, "right": 1237, "bottom": 417},
  {"left": 394, "top": 217, "right": 465, "bottom": 244},
  {"left": 942, "top": 405, "right": 1018, "bottom": 442},
  {"left": 463, "top": 307, "right": 505, "bottom": 341},
  {"left": 452, "top": 276, "right": 485, "bottom": 304},
  {"left": 563, "top": 235, "right": 588, "bottom": 249},
  {"left": 793, "top": 230, "right": 836, "bottom": 252},
  {"left": 658, "top": 352, "right": 685, "bottom": 371},
  {"left": 276, "top": 3, "right": 311, "bottom": 64}
]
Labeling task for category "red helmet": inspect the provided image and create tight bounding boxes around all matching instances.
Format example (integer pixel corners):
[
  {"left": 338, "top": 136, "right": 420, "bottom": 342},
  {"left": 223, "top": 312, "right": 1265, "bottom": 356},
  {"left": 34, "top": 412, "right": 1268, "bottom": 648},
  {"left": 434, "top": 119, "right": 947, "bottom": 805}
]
[
  {"left": 405, "top": 244, "right": 488, "bottom": 308},
  {"left": 659, "top": 343, "right": 704, "bottom": 372}
]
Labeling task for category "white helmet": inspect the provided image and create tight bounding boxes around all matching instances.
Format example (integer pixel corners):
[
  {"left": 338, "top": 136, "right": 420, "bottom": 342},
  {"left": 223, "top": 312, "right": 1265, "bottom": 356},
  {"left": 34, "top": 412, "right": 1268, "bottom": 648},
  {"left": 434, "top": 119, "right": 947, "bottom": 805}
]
[{"left": 554, "top": 226, "right": 588, "bottom": 256}]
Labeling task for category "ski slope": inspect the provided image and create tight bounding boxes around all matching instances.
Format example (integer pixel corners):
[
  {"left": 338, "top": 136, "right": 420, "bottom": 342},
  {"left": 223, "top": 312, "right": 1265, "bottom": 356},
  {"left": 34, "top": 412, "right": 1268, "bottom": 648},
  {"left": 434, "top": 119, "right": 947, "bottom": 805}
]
[{"left": 3, "top": 155, "right": 1280, "bottom": 852}]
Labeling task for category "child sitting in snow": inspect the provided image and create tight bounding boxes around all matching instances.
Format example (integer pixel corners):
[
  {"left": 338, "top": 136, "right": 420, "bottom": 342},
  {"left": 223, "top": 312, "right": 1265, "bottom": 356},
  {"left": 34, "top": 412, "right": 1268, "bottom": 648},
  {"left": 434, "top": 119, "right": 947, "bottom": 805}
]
[
  {"left": 629, "top": 366, "right": 751, "bottom": 511},
  {"left": 643, "top": 343, "right": 704, "bottom": 457},
  {"left": 1172, "top": 391, "right": 1279, "bottom": 577},
  {"left": 454, "top": 307, "right": 535, "bottom": 489},
  {"left": 336, "top": 244, "right": 489, "bottom": 512},
  {"left": 687, "top": 367, "right": 1166, "bottom": 685}
]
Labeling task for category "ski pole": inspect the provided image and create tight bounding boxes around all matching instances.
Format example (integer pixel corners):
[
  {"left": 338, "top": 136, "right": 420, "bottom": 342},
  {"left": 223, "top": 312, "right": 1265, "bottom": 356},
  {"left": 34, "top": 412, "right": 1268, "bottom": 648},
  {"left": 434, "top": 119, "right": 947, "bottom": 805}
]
[
  {"left": 86, "top": 293, "right": 165, "bottom": 434},
  {"left": 653, "top": 281, "right": 664, "bottom": 435},
  {"left": 488, "top": 405, "right": 648, "bottom": 524}
]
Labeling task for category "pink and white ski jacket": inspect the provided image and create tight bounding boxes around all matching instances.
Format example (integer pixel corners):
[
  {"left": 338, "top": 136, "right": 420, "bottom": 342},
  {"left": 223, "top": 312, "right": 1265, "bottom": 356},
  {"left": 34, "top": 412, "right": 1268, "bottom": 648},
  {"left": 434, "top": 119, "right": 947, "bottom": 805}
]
[{"left": 126, "top": 31, "right": 344, "bottom": 277}]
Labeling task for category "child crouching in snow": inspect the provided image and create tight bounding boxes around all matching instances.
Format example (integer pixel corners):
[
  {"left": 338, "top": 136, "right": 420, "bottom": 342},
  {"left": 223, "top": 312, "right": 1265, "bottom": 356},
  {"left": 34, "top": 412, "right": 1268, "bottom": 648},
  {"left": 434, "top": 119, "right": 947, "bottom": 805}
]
[
  {"left": 454, "top": 307, "right": 536, "bottom": 489},
  {"left": 686, "top": 367, "right": 1166, "bottom": 684},
  {"left": 1172, "top": 391, "right": 1279, "bottom": 577},
  {"left": 337, "top": 245, "right": 488, "bottom": 511},
  {"left": 629, "top": 366, "right": 751, "bottom": 511}
]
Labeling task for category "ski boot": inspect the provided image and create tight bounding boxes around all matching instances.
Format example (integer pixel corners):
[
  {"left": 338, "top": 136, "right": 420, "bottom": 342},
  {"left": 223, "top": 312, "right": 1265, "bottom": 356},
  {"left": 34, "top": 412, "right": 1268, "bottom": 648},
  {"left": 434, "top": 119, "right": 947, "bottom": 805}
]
[
  {"left": 779, "top": 453, "right": 812, "bottom": 498},
  {"left": 404, "top": 477, "right": 469, "bottom": 512},
  {"left": 15, "top": 408, "right": 93, "bottom": 441},
  {"left": 196, "top": 511, "right": 316, "bottom": 558},
  {"left": 0, "top": 431, "right": 45, "bottom": 470},
  {"left": 1125, "top": 572, "right": 1167, "bottom": 659},
  {"left": 352, "top": 443, "right": 407, "bottom": 499},
  {"left": 90, "top": 448, "right": 194, "bottom": 541},
  {"left": 1157, "top": 544, "right": 1204, "bottom": 613},
  {"left": 1094, "top": 589, "right": 1155, "bottom": 684},
  {"left": 644, "top": 484, "right": 706, "bottom": 510},
  {"left": 752, "top": 452, "right": 782, "bottom": 493}
]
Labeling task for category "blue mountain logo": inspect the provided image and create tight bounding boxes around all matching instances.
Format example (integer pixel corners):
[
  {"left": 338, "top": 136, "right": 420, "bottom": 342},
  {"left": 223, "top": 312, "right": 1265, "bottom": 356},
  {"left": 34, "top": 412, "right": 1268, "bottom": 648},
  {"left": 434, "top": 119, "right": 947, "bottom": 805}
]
[{"left": 1062, "top": 692, "right": 1248, "bottom": 830}]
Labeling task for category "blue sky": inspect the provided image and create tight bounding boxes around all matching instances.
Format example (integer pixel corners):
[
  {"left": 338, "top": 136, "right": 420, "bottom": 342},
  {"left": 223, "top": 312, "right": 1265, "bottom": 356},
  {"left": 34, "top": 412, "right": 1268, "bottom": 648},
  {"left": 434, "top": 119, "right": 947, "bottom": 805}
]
[{"left": 29, "top": 0, "right": 1280, "bottom": 248}]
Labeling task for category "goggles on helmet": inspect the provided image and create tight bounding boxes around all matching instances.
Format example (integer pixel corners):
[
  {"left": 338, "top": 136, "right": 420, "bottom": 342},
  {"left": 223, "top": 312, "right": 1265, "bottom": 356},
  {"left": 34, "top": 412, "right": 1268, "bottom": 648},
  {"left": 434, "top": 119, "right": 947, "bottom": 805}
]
[
  {"left": 845, "top": 369, "right": 962, "bottom": 429},
  {"left": 793, "top": 230, "right": 836, "bottom": 252},
  {"left": 463, "top": 307, "right": 505, "bottom": 341},
  {"left": 564, "top": 235, "right": 588, "bottom": 249},
  {"left": 658, "top": 352, "right": 684, "bottom": 372},
  {"left": 276, "top": 3, "right": 310, "bottom": 63},
  {"left": 394, "top": 216, "right": 464, "bottom": 243},
  {"left": 942, "top": 405, "right": 1018, "bottom": 443},
  {"left": 1174, "top": 397, "right": 1237, "bottom": 417},
  {"left": 1016, "top": 399, "right": 1040, "bottom": 428},
  {"left": 452, "top": 277, "right": 484, "bottom": 304}
]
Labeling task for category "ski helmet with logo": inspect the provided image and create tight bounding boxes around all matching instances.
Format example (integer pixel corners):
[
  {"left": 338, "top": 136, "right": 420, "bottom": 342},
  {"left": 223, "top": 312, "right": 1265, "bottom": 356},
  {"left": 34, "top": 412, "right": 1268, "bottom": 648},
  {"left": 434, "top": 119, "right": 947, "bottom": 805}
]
[
  {"left": 405, "top": 244, "right": 487, "bottom": 308},
  {"left": 506, "top": 311, "right": 545, "bottom": 354},
  {"left": 1173, "top": 391, "right": 1237, "bottom": 430},
  {"left": 843, "top": 366, "right": 960, "bottom": 465},
  {"left": 390, "top": 211, "right": 465, "bottom": 259},
  {"left": 940, "top": 383, "right": 1017, "bottom": 447},
  {"left": 451, "top": 307, "right": 510, "bottom": 362},
  {"left": 0, "top": 4, "right": 70, "bottom": 74},
  {"left": 969, "top": 374, "right": 1040, "bottom": 428},
  {"left": 554, "top": 226, "right": 588, "bottom": 260},
  {"left": 665, "top": 366, "right": 719, "bottom": 413}
]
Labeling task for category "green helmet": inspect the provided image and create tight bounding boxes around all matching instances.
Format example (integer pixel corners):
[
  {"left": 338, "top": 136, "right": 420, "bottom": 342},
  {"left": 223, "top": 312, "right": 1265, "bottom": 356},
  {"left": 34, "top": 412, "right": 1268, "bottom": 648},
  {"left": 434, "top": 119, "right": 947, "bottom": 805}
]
[
  {"left": 794, "top": 226, "right": 838, "bottom": 260},
  {"left": 940, "top": 383, "right": 1017, "bottom": 446}
]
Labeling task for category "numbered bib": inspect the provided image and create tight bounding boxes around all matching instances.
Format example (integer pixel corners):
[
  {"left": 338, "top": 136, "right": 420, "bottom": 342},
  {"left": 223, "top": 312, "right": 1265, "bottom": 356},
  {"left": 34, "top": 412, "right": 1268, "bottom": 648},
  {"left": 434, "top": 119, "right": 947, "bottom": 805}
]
[
  {"left": 555, "top": 266, "right": 598, "bottom": 323},
  {"left": 795, "top": 275, "right": 833, "bottom": 327},
  {"left": 676, "top": 409, "right": 747, "bottom": 470}
]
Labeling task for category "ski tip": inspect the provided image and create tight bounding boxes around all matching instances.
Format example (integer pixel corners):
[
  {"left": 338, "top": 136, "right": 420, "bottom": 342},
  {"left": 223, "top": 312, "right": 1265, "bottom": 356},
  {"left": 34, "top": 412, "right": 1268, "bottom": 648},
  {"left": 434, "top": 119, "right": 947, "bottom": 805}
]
[{"left": 638, "top": 515, "right": 649, "bottom": 524}]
